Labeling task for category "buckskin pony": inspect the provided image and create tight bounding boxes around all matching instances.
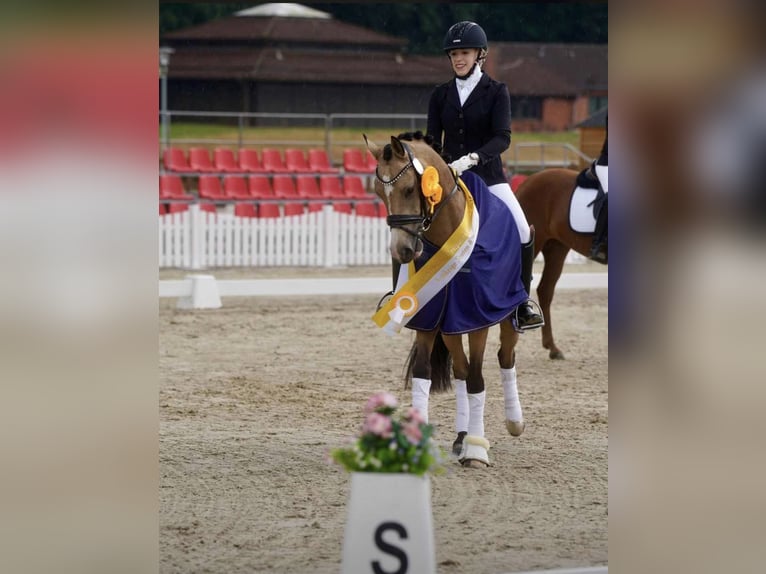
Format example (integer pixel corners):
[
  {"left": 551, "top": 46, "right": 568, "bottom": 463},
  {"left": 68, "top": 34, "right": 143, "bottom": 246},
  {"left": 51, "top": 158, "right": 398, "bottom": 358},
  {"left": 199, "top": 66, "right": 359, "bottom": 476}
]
[{"left": 366, "top": 133, "right": 528, "bottom": 468}]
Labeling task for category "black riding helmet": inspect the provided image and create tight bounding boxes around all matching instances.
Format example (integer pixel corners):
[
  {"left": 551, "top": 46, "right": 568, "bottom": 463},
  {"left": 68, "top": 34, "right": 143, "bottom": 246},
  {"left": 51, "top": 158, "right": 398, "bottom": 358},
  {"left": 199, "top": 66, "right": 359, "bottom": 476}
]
[{"left": 442, "top": 21, "right": 488, "bottom": 52}]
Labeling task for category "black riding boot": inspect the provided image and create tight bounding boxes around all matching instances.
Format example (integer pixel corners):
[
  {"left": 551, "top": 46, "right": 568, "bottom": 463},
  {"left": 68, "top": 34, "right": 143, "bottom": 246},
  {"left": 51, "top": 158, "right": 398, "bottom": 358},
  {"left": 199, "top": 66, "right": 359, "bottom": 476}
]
[
  {"left": 516, "top": 230, "right": 545, "bottom": 330},
  {"left": 589, "top": 195, "right": 608, "bottom": 264}
]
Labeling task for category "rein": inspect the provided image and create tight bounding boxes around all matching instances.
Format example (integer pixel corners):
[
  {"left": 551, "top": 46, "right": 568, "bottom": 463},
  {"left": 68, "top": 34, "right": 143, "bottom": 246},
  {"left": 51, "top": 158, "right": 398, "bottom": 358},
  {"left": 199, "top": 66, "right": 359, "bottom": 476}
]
[{"left": 375, "top": 143, "right": 460, "bottom": 239}]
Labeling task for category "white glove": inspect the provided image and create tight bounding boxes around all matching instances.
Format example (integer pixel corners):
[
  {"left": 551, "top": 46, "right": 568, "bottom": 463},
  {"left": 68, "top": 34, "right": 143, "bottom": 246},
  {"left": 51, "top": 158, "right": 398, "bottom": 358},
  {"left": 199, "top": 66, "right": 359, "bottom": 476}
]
[{"left": 449, "top": 153, "right": 479, "bottom": 175}]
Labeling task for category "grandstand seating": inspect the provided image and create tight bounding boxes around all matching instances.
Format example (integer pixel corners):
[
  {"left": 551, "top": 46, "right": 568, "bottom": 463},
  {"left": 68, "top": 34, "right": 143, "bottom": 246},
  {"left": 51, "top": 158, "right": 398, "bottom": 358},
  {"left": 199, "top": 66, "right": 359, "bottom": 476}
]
[
  {"left": 319, "top": 176, "right": 344, "bottom": 199},
  {"left": 160, "top": 174, "right": 194, "bottom": 200},
  {"left": 258, "top": 204, "right": 281, "bottom": 218},
  {"left": 167, "top": 203, "right": 189, "bottom": 214},
  {"left": 365, "top": 150, "right": 377, "bottom": 171},
  {"left": 296, "top": 175, "right": 322, "bottom": 198},
  {"left": 283, "top": 202, "right": 306, "bottom": 216},
  {"left": 248, "top": 175, "right": 274, "bottom": 198},
  {"left": 378, "top": 201, "right": 388, "bottom": 217},
  {"left": 308, "top": 202, "right": 326, "bottom": 213},
  {"left": 333, "top": 202, "right": 352, "bottom": 214},
  {"left": 198, "top": 175, "right": 226, "bottom": 200},
  {"left": 285, "top": 148, "right": 313, "bottom": 173},
  {"left": 510, "top": 174, "right": 528, "bottom": 192},
  {"left": 223, "top": 176, "right": 251, "bottom": 199},
  {"left": 163, "top": 147, "right": 191, "bottom": 172},
  {"left": 342, "top": 176, "right": 367, "bottom": 198},
  {"left": 308, "top": 149, "right": 339, "bottom": 173},
  {"left": 355, "top": 203, "right": 378, "bottom": 217},
  {"left": 159, "top": 203, "right": 167, "bottom": 215},
  {"left": 261, "top": 149, "right": 291, "bottom": 173},
  {"left": 343, "top": 148, "right": 375, "bottom": 173},
  {"left": 199, "top": 202, "right": 217, "bottom": 214},
  {"left": 239, "top": 148, "right": 267, "bottom": 173},
  {"left": 234, "top": 203, "right": 258, "bottom": 218},
  {"left": 272, "top": 175, "right": 299, "bottom": 199},
  {"left": 188, "top": 147, "right": 216, "bottom": 172},
  {"left": 214, "top": 148, "right": 245, "bottom": 173}
]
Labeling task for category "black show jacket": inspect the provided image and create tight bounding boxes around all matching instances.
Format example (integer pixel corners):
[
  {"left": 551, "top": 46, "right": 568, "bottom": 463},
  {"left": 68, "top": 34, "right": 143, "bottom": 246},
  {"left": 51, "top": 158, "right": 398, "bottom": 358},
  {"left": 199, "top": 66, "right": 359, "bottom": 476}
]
[{"left": 426, "top": 72, "right": 512, "bottom": 186}]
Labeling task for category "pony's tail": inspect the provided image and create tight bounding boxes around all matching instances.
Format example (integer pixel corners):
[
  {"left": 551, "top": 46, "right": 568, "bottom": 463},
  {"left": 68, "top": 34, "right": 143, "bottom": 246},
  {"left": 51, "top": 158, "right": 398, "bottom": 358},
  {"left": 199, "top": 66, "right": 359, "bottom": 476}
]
[{"left": 403, "top": 333, "right": 452, "bottom": 394}]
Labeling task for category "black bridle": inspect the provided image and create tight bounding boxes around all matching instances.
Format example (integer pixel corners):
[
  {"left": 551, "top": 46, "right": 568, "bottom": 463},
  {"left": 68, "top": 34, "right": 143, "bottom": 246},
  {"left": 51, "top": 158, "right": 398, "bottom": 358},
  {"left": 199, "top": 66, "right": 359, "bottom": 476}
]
[{"left": 375, "top": 142, "right": 460, "bottom": 239}]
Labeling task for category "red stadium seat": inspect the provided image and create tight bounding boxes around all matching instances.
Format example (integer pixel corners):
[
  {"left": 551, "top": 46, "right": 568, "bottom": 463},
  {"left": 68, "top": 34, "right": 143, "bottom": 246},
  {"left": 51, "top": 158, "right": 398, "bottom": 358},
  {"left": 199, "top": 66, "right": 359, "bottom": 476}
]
[
  {"left": 377, "top": 201, "right": 388, "bottom": 217},
  {"left": 199, "top": 202, "right": 217, "bottom": 214},
  {"left": 214, "top": 148, "right": 244, "bottom": 173},
  {"left": 343, "top": 148, "right": 374, "bottom": 173},
  {"left": 308, "top": 202, "right": 326, "bottom": 213},
  {"left": 167, "top": 203, "right": 189, "bottom": 214},
  {"left": 308, "top": 149, "right": 339, "bottom": 173},
  {"left": 355, "top": 203, "right": 378, "bottom": 217},
  {"left": 159, "top": 203, "right": 167, "bottom": 215},
  {"left": 272, "top": 175, "right": 298, "bottom": 199},
  {"left": 223, "top": 176, "right": 250, "bottom": 199},
  {"left": 163, "top": 147, "right": 191, "bottom": 172},
  {"left": 159, "top": 174, "right": 194, "bottom": 200},
  {"left": 343, "top": 176, "right": 367, "bottom": 198},
  {"left": 333, "top": 202, "right": 352, "bottom": 214},
  {"left": 283, "top": 202, "right": 306, "bottom": 217},
  {"left": 248, "top": 175, "right": 274, "bottom": 199},
  {"left": 188, "top": 147, "right": 216, "bottom": 172},
  {"left": 239, "top": 148, "right": 267, "bottom": 173},
  {"left": 257, "top": 203, "right": 281, "bottom": 218},
  {"left": 285, "top": 148, "right": 313, "bottom": 173},
  {"left": 234, "top": 203, "right": 257, "bottom": 218},
  {"left": 198, "top": 175, "right": 226, "bottom": 200},
  {"left": 365, "top": 150, "right": 377, "bottom": 171},
  {"left": 296, "top": 175, "right": 322, "bottom": 198},
  {"left": 319, "top": 176, "right": 344, "bottom": 199},
  {"left": 261, "top": 148, "right": 290, "bottom": 173},
  {"left": 510, "top": 174, "right": 528, "bottom": 193}
]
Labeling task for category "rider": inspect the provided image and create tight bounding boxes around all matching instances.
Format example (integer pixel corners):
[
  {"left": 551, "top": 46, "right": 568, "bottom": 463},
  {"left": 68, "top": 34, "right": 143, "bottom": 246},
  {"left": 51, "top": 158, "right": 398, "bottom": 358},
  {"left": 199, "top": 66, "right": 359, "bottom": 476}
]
[
  {"left": 589, "top": 117, "right": 608, "bottom": 262},
  {"left": 426, "top": 21, "right": 544, "bottom": 331}
]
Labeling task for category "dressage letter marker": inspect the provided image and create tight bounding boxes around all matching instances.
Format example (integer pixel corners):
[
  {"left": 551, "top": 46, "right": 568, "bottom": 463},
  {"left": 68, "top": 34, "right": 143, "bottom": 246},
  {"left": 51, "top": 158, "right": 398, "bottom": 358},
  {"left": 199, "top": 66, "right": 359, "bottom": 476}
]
[{"left": 341, "top": 473, "right": 436, "bottom": 574}]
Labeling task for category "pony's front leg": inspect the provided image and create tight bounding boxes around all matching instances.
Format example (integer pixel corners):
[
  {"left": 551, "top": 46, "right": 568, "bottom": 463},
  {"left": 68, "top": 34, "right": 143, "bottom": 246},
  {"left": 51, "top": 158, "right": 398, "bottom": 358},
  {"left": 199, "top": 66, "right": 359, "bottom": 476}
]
[
  {"left": 499, "top": 320, "right": 525, "bottom": 436},
  {"left": 461, "top": 329, "right": 491, "bottom": 468},
  {"left": 409, "top": 329, "right": 439, "bottom": 423},
  {"left": 441, "top": 334, "right": 470, "bottom": 456}
]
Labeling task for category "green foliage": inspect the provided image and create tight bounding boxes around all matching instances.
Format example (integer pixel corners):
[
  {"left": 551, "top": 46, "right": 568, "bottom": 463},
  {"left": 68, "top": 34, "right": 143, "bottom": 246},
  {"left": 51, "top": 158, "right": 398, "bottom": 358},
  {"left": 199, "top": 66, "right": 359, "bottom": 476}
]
[{"left": 330, "top": 392, "right": 446, "bottom": 476}]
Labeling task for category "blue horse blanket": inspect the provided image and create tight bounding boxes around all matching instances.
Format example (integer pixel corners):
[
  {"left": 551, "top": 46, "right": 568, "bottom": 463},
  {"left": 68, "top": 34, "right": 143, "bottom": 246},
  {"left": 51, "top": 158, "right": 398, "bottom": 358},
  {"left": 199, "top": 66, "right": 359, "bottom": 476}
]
[{"left": 406, "top": 171, "right": 527, "bottom": 335}]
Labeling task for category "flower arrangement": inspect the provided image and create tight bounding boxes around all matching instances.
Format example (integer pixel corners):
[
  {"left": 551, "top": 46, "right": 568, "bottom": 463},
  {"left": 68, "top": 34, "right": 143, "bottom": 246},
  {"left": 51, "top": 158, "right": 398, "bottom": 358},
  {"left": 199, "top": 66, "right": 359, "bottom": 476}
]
[{"left": 331, "top": 392, "right": 445, "bottom": 476}]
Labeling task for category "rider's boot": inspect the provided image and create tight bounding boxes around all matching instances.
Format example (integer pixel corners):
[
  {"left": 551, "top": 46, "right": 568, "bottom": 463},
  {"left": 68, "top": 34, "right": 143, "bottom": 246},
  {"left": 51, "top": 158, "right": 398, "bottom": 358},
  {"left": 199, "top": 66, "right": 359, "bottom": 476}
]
[
  {"left": 589, "top": 199, "right": 608, "bottom": 263},
  {"left": 515, "top": 228, "right": 545, "bottom": 330}
]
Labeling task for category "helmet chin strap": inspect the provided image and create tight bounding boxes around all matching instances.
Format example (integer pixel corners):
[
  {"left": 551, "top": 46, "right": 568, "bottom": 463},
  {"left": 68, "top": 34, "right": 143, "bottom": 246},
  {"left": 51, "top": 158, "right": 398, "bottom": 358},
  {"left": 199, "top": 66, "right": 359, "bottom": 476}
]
[{"left": 455, "top": 61, "right": 480, "bottom": 80}]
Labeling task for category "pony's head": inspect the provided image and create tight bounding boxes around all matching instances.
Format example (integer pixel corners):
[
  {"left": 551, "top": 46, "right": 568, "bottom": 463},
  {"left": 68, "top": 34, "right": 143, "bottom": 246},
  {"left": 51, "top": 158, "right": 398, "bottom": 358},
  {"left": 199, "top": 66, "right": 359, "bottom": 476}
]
[{"left": 365, "top": 133, "right": 455, "bottom": 263}]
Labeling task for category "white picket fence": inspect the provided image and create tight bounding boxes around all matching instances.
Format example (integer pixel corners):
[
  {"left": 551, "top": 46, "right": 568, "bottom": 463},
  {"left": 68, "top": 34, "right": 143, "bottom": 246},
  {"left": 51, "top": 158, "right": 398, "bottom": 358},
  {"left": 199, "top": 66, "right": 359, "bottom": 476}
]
[{"left": 159, "top": 204, "right": 586, "bottom": 269}]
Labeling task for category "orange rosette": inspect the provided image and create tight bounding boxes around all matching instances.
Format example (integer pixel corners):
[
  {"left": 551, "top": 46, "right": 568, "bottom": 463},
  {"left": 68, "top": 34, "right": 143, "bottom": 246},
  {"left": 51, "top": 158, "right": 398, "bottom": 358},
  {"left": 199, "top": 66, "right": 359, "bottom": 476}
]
[{"left": 421, "top": 166, "right": 443, "bottom": 214}]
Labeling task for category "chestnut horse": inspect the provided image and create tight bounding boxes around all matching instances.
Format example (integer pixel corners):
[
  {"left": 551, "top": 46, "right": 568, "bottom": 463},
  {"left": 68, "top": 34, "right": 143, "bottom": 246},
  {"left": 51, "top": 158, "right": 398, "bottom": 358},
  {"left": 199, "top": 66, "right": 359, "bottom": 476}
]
[
  {"left": 366, "top": 133, "right": 528, "bottom": 468},
  {"left": 515, "top": 168, "right": 607, "bottom": 360}
]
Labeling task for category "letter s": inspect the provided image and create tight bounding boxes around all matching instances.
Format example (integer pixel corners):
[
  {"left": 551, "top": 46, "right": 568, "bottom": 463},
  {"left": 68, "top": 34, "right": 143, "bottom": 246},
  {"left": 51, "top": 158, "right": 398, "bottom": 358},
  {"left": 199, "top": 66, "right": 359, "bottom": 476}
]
[{"left": 371, "top": 521, "right": 408, "bottom": 574}]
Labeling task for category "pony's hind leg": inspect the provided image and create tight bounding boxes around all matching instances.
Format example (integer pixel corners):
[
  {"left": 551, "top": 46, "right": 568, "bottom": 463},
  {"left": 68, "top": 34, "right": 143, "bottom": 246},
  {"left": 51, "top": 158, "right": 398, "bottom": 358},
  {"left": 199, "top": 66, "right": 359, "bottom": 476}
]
[
  {"left": 538, "top": 240, "right": 569, "bottom": 360},
  {"left": 499, "top": 320, "right": 524, "bottom": 436},
  {"left": 441, "top": 334, "right": 469, "bottom": 456}
]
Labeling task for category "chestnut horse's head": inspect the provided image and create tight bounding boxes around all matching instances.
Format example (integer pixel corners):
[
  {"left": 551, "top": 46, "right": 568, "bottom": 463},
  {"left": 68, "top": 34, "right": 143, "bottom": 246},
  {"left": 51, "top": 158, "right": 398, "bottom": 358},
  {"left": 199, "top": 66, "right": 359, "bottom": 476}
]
[{"left": 365, "top": 134, "right": 458, "bottom": 263}]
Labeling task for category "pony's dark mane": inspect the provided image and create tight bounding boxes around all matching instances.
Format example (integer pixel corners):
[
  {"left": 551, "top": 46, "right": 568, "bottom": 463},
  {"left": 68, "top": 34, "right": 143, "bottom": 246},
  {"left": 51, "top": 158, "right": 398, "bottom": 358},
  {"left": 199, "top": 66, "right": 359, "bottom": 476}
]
[{"left": 381, "top": 130, "right": 449, "bottom": 163}]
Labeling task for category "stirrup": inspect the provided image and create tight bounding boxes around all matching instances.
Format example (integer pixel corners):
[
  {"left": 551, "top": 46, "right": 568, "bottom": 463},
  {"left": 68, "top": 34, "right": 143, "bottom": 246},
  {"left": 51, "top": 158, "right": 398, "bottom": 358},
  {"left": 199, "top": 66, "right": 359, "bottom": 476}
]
[
  {"left": 375, "top": 290, "right": 394, "bottom": 311},
  {"left": 511, "top": 300, "right": 545, "bottom": 332}
]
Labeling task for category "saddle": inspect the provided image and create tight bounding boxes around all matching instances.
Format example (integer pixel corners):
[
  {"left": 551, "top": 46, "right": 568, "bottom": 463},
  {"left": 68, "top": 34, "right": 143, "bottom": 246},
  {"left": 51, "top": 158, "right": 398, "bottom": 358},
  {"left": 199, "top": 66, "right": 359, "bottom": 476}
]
[{"left": 577, "top": 162, "right": 608, "bottom": 263}]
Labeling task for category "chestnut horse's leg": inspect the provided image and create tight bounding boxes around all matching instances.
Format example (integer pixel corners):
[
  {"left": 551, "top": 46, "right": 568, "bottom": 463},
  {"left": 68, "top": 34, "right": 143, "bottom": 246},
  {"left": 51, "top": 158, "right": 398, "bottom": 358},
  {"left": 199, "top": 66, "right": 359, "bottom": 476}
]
[
  {"left": 538, "top": 240, "right": 569, "bottom": 360},
  {"left": 441, "top": 334, "right": 469, "bottom": 455},
  {"left": 410, "top": 329, "right": 439, "bottom": 422},
  {"left": 498, "top": 319, "right": 524, "bottom": 436},
  {"left": 460, "top": 329, "right": 491, "bottom": 468}
]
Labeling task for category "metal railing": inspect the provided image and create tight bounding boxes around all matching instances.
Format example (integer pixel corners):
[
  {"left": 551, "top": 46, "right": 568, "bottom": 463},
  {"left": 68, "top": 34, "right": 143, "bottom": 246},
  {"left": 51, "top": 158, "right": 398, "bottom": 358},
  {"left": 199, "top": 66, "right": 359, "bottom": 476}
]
[{"left": 511, "top": 142, "right": 592, "bottom": 171}]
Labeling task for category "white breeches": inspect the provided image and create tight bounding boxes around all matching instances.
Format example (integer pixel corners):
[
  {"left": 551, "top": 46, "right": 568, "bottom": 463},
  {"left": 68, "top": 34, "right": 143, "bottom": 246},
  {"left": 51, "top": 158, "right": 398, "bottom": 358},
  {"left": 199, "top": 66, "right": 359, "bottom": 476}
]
[{"left": 488, "top": 182, "right": 531, "bottom": 244}]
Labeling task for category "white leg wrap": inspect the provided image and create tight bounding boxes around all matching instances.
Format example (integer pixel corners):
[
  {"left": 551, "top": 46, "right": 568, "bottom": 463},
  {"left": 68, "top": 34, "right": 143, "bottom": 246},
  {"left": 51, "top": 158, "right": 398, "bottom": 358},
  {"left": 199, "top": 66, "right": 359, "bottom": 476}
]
[
  {"left": 488, "top": 182, "right": 531, "bottom": 243},
  {"left": 467, "top": 391, "right": 486, "bottom": 438},
  {"left": 411, "top": 377, "right": 431, "bottom": 423},
  {"left": 454, "top": 379, "right": 468, "bottom": 434},
  {"left": 501, "top": 367, "right": 525, "bottom": 436},
  {"left": 460, "top": 435, "right": 491, "bottom": 466}
]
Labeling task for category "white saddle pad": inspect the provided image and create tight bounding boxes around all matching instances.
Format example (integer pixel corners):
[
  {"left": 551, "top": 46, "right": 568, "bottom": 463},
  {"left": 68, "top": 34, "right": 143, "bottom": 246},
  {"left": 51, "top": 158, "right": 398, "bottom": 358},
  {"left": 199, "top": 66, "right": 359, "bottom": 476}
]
[{"left": 569, "top": 187, "right": 598, "bottom": 233}]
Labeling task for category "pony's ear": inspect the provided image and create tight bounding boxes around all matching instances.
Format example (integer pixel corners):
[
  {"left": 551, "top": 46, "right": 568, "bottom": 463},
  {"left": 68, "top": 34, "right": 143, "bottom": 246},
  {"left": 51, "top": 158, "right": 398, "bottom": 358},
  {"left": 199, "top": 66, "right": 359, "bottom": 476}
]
[
  {"left": 390, "top": 136, "right": 407, "bottom": 159},
  {"left": 363, "top": 134, "right": 381, "bottom": 160}
]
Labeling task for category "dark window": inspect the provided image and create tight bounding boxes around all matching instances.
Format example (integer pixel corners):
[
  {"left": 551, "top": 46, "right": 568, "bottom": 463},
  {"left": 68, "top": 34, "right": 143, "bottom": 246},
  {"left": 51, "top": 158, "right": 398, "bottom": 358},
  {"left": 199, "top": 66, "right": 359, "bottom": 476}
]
[
  {"left": 589, "top": 96, "right": 608, "bottom": 115},
  {"left": 511, "top": 97, "right": 542, "bottom": 119}
]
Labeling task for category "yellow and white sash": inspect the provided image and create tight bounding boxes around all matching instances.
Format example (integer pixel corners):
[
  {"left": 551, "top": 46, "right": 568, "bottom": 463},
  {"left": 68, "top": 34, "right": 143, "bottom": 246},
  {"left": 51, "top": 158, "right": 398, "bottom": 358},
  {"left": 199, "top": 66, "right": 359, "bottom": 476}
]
[{"left": 372, "top": 180, "right": 479, "bottom": 335}]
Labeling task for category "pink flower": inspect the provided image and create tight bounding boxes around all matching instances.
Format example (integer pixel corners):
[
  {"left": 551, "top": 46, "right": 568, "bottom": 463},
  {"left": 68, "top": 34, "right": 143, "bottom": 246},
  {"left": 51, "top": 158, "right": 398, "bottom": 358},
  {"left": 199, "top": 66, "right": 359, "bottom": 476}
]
[
  {"left": 363, "top": 412, "right": 393, "bottom": 438},
  {"left": 364, "top": 391, "right": 398, "bottom": 414},
  {"left": 402, "top": 420, "right": 423, "bottom": 444},
  {"left": 403, "top": 406, "right": 425, "bottom": 425}
]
